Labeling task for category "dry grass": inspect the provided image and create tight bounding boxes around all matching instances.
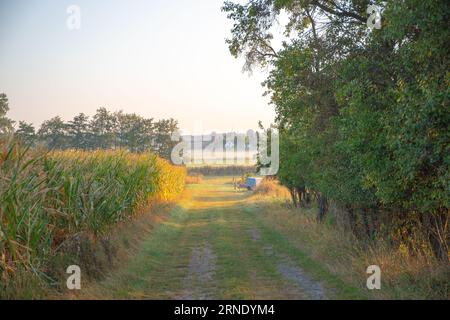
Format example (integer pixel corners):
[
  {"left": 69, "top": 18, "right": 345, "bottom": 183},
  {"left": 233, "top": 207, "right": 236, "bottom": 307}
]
[
  {"left": 53, "top": 194, "right": 188, "bottom": 300},
  {"left": 248, "top": 177, "right": 449, "bottom": 299},
  {"left": 255, "top": 198, "right": 449, "bottom": 299},
  {"left": 254, "top": 178, "right": 291, "bottom": 199},
  {"left": 185, "top": 175, "right": 203, "bottom": 184}
]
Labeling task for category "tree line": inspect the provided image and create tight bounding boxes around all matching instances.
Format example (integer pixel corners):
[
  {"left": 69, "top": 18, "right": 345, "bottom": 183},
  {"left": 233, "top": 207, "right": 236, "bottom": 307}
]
[
  {"left": 0, "top": 93, "right": 178, "bottom": 159},
  {"left": 224, "top": 0, "right": 449, "bottom": 259}
]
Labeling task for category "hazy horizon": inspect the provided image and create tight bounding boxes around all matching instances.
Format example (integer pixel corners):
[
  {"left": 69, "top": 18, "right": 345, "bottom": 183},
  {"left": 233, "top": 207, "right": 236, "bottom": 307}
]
[{"left": 0, "top": 0, "right": 278, "bottom": 133}]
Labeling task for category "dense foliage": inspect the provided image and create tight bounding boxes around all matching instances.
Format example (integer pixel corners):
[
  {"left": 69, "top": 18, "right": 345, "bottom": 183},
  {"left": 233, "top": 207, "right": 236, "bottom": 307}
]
[{"left": 223, "top": 0, "right": 449, "bottom": 258}]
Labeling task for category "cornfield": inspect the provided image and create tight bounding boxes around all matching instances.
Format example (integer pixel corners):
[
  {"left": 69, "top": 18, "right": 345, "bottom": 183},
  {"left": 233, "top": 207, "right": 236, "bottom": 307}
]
[{"left": 0, "top": 139, "right": 186, "bottom": 282}]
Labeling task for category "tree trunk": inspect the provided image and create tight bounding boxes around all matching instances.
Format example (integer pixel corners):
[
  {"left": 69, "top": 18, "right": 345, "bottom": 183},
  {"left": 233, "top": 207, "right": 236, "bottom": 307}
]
[
  {"left": 305, "top": 190, "right": 311, "bottom": 206},
  {"left": 317, "top": 193, "right": 328, "bottom": 222},
  {"left": 290, "top": 188, "right": 298, "bottom": 208},
  {"left": 361, "top": 208, "right": 372, "bottom": 239},
  {"left": 347, "top": 205, "right": 357, "bottom": 234},
  {"left": 297, "top": 186, "right": 306, "bottom": 208},
  {"left": 428, "top": 210, "right": 449, "bottom": 261}
]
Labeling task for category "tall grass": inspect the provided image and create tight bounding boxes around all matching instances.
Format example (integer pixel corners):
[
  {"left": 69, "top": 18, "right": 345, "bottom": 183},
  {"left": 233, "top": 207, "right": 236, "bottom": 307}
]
[{"left": 0, "top": 140, "right": 186, "bottom": 285}]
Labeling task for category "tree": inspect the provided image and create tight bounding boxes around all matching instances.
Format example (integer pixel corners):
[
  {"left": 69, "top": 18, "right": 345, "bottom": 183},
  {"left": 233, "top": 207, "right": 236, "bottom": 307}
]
[
  {"left": 68, "top": 113, "right": 90, "bottom": 149},
  {"left": 334, "top": 0, "right": 450, "bottom": 257},
  {"left": 0, "top": 93, "right": 14, "bottom": 135},
  {"left": 38, "top": 116, "right": 68, "bottom": 149},
  {"left": 89, "top": 108, "right": 116, "bottom": 149},
  {"left": 15, "top": 121, "right": 36, "bottom": 145},
  {"left": 115, "top": 112, "right": 153, "bottom": 152},
  {"left": 224, "top": 0, "right": 449, "bottom": 258},
  {"left": 153, "top": 119, "right": 179, "bottom": 160}
]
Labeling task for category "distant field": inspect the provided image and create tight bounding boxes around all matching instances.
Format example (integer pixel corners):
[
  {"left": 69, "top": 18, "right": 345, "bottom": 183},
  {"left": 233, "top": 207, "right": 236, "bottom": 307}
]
[{"left": 187, "top": 164, "right": 256, "bottom": 176}]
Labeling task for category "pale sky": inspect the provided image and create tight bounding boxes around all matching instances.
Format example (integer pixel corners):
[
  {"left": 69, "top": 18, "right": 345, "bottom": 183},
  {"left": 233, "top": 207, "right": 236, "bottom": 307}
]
[{"left": 0, "top": 0, "right": 278, "bottom": 133}]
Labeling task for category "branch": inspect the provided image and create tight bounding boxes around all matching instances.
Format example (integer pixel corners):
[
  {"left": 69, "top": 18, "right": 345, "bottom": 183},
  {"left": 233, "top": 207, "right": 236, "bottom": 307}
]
[{"left": 311, "top": 0, "right": 367, "bottom": 24}]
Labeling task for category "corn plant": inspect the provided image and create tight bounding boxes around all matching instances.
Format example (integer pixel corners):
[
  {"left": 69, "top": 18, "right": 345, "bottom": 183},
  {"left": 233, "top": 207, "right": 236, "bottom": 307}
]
[{"left": 0, "top": 140, "right": 186, "bottom": 282}]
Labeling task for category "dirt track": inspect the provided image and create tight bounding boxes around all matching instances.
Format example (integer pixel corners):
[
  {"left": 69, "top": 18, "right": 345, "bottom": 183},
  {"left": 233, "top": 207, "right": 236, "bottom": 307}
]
[{"left": 81, "top": 177, "right": 331, "bottom": 299}]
